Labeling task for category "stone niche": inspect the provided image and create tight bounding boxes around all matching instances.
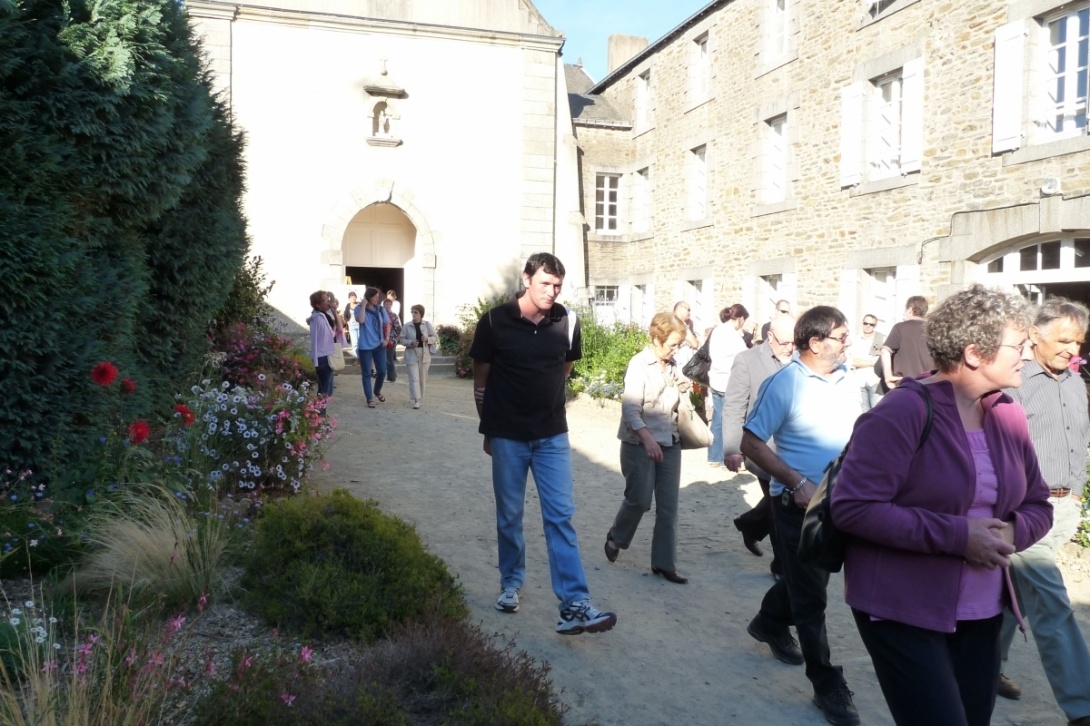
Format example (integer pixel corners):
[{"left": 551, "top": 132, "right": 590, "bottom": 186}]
[{"left": 364, "top": 59, "right": 407, "bottom": 147}]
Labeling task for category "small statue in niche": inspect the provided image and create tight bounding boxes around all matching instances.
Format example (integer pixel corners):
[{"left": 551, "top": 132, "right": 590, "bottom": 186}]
[{"left": 372, "top": 100, "right": 397, "bottom": 138}]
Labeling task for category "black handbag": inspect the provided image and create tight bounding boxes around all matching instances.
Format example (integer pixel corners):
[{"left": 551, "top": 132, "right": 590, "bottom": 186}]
[
  {"left": 798, "top": 383, "right": 933, "bottom": 572},
  {"left": 682, "top": 330, "right": 713, "bottom": 385}
]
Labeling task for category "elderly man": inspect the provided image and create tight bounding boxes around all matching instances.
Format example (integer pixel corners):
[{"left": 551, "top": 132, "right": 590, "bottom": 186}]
[
  {"left": 996, "top": 298, "right": 1090, "bottom": 725},
  {"left": 724, "top": 314, "right": 795, "bottom": 567},
  {"left": 741, "top": 306, "right": 862, "bottom": 726},
  {"left": 470, "top": 252, "right": 617, "bottom": 636}
]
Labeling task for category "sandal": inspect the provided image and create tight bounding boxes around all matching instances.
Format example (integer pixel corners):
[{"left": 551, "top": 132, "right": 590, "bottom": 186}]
[
  {"left": 376, "top": 394, "right": 385, "bottom": 403},
  {"left": 367, "top": 400, "right": 376, "bottom": 408}
]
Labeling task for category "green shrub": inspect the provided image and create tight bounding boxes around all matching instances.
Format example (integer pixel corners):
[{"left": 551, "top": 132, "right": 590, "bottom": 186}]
[
  {"left": 570, "top": 307, "right": 648, "bottom": 400},
  {"left": 194, "top": 618, "right": 564, "bottom": 726},
  {"left": 241, "top": 490, "right": 467, "bottom": 641},
  {"left": 0, "top": 0, "right": 247, "bottom": 496},
  {"left": 450, "top": 292, "right": 514, "bottom": 379},
  {"left": 434, "top": 324, "right": 461, "bottom": 356}
]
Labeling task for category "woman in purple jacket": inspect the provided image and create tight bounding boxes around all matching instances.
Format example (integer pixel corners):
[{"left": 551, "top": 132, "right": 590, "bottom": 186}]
[{"left": 832, "top": 285, "right": 1052, "bottom": 726}]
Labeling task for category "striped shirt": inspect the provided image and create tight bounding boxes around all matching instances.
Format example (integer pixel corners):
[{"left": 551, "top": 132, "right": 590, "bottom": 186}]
[{"left": 1004, "top": 359, "right": 1090, "bottom": 495}]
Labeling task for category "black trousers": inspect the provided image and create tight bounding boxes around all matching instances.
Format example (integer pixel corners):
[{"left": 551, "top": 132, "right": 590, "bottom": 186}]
[
  {"left": 734, "top": 477, "right": 781, "bottom": 575},
  {"left": 852, "top": 609, "right": 1001, "bottom": 726},
  {"left": 753, "top": 495, "right": 844, "bottom": 695},
  {"left": 386, "top": 344, "right": 397, "bottom": 380}
]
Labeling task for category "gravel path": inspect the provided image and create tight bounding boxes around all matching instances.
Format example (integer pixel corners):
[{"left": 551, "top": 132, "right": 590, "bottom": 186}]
[{"left": 316, "top": 370, "right": 1090, "bottom": 726}]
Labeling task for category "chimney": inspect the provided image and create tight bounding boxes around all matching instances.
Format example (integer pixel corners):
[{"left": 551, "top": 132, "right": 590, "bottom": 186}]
[{"left": 607, "top": 34, "right": 649, "bottom": 75}]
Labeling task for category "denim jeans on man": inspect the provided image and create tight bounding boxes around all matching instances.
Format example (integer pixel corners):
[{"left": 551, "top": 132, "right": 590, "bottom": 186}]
[
  {"left": 358, "top": 345, "right": 387, "bottom": 402},
  {"left": 708, "top": 388, "right": 725, "bottom": 464},
  {"left": 490, "top": 434, "right": 591, "bottom": 609}
]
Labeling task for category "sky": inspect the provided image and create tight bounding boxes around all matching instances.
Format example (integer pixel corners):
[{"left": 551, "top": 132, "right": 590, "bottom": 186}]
[{"left": 531, "top": 0, "right": 711, "bottom": 83}]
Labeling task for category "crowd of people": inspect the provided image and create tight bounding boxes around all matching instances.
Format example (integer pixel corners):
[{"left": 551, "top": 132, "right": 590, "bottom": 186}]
[
  {"left": 307, "top": 252, "right": 1088, "bottom": 726},
  {"left": 306, "top": 287, "right": 435, "bottom": 411},
  {"left": 463, "top": 251, "right": 1090, "bottom": 727}
]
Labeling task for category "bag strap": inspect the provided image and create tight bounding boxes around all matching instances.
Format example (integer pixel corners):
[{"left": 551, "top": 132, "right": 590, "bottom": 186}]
[{"left": 914, "top": 382, "right": 933, "bottom": 450}]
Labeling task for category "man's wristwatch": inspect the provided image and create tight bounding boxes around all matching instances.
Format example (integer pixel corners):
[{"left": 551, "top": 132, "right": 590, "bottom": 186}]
[{"left": 784, "top": 475, "right": 809, "bottom": 494}]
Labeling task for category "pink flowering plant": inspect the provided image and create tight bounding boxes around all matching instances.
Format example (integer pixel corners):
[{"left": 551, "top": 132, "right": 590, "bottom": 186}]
[
  {"left": 211, "top": 322, "right": 314, "bottom": 393},
  {"left": 194, "top": 641, "right": 317, "bottom": 724},
  {"left": 164, "top": 375, "right": 337, "bottom": 499}
]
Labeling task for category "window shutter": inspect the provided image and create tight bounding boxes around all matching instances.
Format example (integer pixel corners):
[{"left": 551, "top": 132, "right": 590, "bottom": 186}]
[
  {"left": 840, "top": 82, "right": 865, "bottom": 187},
  {"left": 900, "top": 58, "right": 924, "bottom": 173},
  {"left": 992, "top": 21, "right": 1025, "bottom": 154}
]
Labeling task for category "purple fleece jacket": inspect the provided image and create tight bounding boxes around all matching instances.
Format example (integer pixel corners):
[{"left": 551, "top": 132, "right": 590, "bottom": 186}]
[{"left": 831, "top": 377, "right": 1052, "bottom": 633}]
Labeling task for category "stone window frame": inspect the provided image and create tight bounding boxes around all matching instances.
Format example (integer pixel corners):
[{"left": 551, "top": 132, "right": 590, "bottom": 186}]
[
  {"left": 594, "top": 172, "right": 622, "bottom": 233},
  {"left": 755, "top": 0, "right": 799, "bottom": 78},
  {"left": 993, "top": 0, "right": 1090, "bottom": 165},
  {"left": 633, "top": 67, "right": 655, "bottom": 137},
  {"left": 839, "top": 44, "right": 923, "bottom": 195},
  {"left": 752, "top": 92, "right": 801, "bottom": 216},
  {"left": 857, "top": 0, "right": 921, "bottom": 29},
  {"left": 686, "top": 22, "right": 716, "bottom": 112}
]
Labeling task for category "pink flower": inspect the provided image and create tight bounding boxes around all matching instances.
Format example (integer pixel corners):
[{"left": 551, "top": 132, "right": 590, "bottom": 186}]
[
  {"left": 280, "top": 692, "right": 296, "bottom": 707},
  {"left": 299, "top": 645, "right": 313, "bottom": 663},
  {"left": 197, "top": 592, "right": 209, "bottom": 613},
  {"left": 166, "top": 614, "right": 186, "bottom": 636},
  {"left": 1070, "top": 356, "right": 1086, "bottom": 372}
]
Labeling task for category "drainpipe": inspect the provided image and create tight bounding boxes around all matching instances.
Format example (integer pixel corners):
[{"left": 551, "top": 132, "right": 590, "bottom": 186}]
[{"left": 552, "top": 40, "right": 563, "bottom": 256}]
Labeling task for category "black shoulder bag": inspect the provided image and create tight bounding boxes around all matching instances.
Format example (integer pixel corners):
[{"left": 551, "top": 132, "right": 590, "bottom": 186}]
[
  {"left": 798, "top": 383, "right": 933, "bottom": 572},
  {"left": 682, "top": 329, "right": 713, "bottom": 386}
]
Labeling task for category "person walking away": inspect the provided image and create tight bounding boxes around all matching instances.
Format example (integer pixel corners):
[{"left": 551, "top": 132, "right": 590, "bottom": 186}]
[
  {"left": 382, "top": 297, "right": 401, "bottom": 382},
  {"left": 470, "top": 252, "right": 617, "bottom": 635},
  {"left": 833, "top": 285, "right": 1051, "bottom": 726},
  {"left": 355, "top": 287, "right": 389, "bottom": 407},
  {"left": 849, "top": 313, "right": 885, "bottom": 411},
  {"left": 741, "top": 305, "right": 862, "bottom": 726},
  {"left": 307, "top": 290, "right": 343, "bottom": 414},
  {"left": 401, "top": 304, "right": 435, "bottom": 409},
  {"left": 604, "top": 313, "right": 691, "bottom": 584},
  {"left": 707, "top": 304, "right": 749, "bottom": 469},
  {"left": 994, "top": 297, "right": 1090, "bottom": 724},
  {"left": 724, "top": 313, "right": 795, "bottom": 570},
  {"left": 880, "top": 295, "right": 933, "bottom": 392}
]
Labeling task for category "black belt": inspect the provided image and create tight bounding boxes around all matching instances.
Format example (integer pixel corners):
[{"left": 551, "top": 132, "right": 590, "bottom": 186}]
[{"left": 1050, "top": 487, "right": 1072, "bottom": 498}]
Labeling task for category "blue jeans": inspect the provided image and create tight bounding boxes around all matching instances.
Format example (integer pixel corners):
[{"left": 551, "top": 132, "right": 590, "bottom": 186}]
[
  {"left": 490, "top": 434, "right": 591, "bottom": 611},
  {"left": 315, "top": 356, "right": 333, "bottom": 398},
  {"left": 358, "top": 346, "right": 386, "bottom": 401},
  {"left": 708, "top": 388, "right": 725, "bottom": 463}
]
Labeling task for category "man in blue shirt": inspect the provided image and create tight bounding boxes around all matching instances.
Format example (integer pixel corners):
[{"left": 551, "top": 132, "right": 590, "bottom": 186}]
[{"left": 741, "top": 305, "right": 862, "bottom": 726}]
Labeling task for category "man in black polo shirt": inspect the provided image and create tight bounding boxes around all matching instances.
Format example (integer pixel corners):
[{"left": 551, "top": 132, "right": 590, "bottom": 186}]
[{"left": 470, "top": 252, "right": 617, "bottom": 636}]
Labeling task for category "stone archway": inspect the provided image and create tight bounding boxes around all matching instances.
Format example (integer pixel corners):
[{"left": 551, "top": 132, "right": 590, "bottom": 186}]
[{"left": 319, "top": 181, "right": 438, "bottom": 315}]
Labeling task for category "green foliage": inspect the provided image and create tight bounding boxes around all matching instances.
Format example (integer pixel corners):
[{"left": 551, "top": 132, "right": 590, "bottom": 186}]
[
  {"left": 450, "top": 292, "right": 515, "bottom": 378},
  {"left": 0, "top": 0, "right": 248, "bottom": 498},
  {"left": 194, "top": 644, "right": 317, "bottom": 726},
  {"left": 209, "top": 256, "right": 275, "bottom": 339},
  {"left": 209, "top": 323, "right": 315, "bottom": 394},
  {"left": 570, "top": 307, "right": 648, "bottom": 399},
  {"left": 241, "top": 490, "right": 468, "bottom": 641},
  {"left": 194, "top": 618, "right": 564, "bottom": 726},
  {"left": 434, "top": 324, "right": 461, "bottom": 356}
]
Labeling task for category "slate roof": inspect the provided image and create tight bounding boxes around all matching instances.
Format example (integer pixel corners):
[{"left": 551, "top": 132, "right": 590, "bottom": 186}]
[{"left": 564, "top": 63, "right": 629, "bottom": 128}]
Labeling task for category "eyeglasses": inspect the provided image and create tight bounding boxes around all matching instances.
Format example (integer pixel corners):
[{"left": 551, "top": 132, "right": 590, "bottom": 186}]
[
  {"left": 999, "top": 340, "right": 1031, "bottom": 352},
  {"left": 768, "top": 332, "right": 794, "bottom": 348},
  {"left": 862, "top": 321, "right": 877, "bottom": 327},
  {"left": 777, "top": 308, "right": 790, "bottom": 314},
  {"left": 825, "top": 331, "right": 850, "bottom": 345}
]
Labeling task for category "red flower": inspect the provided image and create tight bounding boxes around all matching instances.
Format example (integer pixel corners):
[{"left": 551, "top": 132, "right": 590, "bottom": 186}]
[
  {"left": 91, "top": 362, "right": 118, "bottom": 387},
  {"left": 173, "top": 404, "right": 195, "bottom": 426},
  {"left": 127, "top": 420, "right": 150, "bottom": 444},
  {"left": 119, "top": 377, "right": 137, "bottom": 395}
]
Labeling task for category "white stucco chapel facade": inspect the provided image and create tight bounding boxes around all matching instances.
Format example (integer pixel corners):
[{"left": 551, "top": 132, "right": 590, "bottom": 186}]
[{"left": 187, "top": 0, "right": 586, "bottom": 326}]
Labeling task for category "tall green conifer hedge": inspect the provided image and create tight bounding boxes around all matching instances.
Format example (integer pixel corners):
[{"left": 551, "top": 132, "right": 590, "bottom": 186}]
[{"left": 0, "top": 0, "right": 248, "bottom": 495}]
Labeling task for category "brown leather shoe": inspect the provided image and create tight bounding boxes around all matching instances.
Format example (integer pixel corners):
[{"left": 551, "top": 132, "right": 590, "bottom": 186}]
[
  {"left": 997, "top": 673, "right": 1021, "bottom": 700},
  {"left": 651, "top": 566, "right": 688, "bottom": 584}
]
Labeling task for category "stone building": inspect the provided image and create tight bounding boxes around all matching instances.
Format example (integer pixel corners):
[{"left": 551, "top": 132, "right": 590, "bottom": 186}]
[
  {"left": 572, "top": 0, "right": 1090, "bottom": 335},
  {"left": 186, "top": 0, "right": 585, "bottom": 326}
]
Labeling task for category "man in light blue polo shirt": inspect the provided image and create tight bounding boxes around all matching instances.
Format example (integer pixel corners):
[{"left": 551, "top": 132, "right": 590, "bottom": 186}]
[{"left": 741, "top": 305, "right": 862, "bottom": 726}]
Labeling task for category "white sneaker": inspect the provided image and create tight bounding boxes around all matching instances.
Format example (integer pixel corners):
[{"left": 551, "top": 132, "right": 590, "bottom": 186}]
[
  {"left": 413, "top": 401, "right": 421, "bottom": 409},
  {"left": 556, "top": 599, "right": 617, "bottom": 635},
  {"left": 495, "top": 587, "right": 520, "bottom": 613}
]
